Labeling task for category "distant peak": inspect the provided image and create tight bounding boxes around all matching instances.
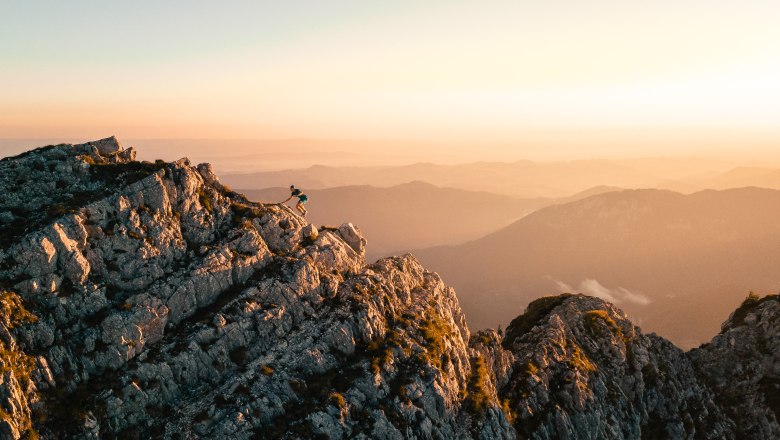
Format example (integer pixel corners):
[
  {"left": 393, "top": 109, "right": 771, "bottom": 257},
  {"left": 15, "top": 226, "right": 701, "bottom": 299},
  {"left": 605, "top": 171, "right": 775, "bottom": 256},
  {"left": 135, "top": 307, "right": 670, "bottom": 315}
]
[{"left": 396, "top": 180, "right": 438, "bottom": 189}]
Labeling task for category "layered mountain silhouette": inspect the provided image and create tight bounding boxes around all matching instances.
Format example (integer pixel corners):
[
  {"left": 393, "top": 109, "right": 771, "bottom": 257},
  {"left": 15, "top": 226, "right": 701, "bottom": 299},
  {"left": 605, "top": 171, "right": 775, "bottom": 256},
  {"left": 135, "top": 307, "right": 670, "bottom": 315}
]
[
  {"left": 694, "top": 167, "right": 780, "bottom": 190},
  {"left": 220, "top": 160, "right": 663, "bottom": 198},
  {"left": 240, "top": 183, "right": 622, "bottom": 258},
  {"left": 414, "top": 187, "right": 780, "bottom": 348},
  {"left": 1, "top": 139, "right": 778, "bottom": 439},
  {"left": 221, "top": 157, "right": 780, "bottom": 198}
]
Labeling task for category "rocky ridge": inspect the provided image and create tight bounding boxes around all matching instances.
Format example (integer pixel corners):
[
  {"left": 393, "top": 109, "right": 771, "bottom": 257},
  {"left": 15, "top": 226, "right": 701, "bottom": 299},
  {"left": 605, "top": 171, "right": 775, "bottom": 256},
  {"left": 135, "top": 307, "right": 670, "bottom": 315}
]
[{"left": 0, "top": 138, "right": 778, "bottom": 439}]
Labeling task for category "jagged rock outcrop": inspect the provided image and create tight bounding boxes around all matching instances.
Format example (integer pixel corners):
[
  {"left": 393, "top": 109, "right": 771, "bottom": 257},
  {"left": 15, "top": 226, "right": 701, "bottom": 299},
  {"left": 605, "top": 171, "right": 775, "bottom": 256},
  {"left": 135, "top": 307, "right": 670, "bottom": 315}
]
[
  {"left": 0, "top": 139, "right": 778, "bottom": 439},
  {"left": 0, "top": 139, "right": 511, "bottom": 439},
  {"left": 496, "top": 295, "right": 731, "bottom": 439},
  {"left": 482, "top": 293, "right": 779, "bottom": 439},
  {"left": 690, "top": 294, "right": 780, "bottom": 439}
]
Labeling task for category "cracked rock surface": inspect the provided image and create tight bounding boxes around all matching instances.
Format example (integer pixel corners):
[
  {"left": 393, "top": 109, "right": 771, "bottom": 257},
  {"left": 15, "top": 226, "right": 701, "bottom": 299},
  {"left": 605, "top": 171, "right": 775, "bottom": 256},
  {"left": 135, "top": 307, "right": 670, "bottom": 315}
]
[{"left": 0, "top": 139, "right": 778, "bottom": 439}]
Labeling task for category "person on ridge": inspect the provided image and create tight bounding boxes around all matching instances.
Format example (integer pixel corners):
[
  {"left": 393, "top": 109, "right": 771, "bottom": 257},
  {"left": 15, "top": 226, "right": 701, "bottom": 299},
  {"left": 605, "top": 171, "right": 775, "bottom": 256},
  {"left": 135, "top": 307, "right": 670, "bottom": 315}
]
[{"left": 282, "top": 184, "right": 308, "bottom": 217}]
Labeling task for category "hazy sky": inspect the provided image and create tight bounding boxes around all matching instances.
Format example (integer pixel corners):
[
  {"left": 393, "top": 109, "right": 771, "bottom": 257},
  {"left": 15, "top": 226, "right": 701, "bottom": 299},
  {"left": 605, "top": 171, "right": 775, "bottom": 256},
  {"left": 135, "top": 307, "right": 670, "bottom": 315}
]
[{"left": 3, "top": 1, "right": 780, "bottom": 157}]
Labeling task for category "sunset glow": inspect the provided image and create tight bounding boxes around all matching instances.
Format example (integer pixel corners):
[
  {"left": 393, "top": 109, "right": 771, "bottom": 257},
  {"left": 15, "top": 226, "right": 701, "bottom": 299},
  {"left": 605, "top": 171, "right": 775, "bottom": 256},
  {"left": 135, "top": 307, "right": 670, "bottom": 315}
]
[{"left": 3, "top": 1, "right": 780, "bottom": 156}]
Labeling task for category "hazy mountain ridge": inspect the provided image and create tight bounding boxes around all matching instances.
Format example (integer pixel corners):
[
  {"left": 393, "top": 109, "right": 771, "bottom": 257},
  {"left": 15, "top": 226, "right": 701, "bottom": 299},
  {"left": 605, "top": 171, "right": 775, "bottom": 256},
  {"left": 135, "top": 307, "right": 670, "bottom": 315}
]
[
  {"left": 219, "top": 156, "right": 780, "bottom": 199},
  {"left": 241, "top": 183, "right": 627, "bottom": 259},
  {"left": 0, "top": 139, "right": 778, "bottom": 439},
  {"left": 240, "top": 182, "right": 569, "bottom": 258},
  {"left": 414, "top": 187, "right": 780, "bottom": 348},
  {"left": 220, "top": 160, "right": 662, "bottom": 199},
  {"left": 695, "top": 167, "right": 780, "bottom": 190}
]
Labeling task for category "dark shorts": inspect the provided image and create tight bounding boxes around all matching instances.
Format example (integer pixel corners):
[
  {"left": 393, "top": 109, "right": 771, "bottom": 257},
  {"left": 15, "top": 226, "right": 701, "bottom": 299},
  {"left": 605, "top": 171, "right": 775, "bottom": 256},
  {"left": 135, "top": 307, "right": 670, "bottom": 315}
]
[{"left": 298, "top": 195, "right": 308, "bottom": 204}]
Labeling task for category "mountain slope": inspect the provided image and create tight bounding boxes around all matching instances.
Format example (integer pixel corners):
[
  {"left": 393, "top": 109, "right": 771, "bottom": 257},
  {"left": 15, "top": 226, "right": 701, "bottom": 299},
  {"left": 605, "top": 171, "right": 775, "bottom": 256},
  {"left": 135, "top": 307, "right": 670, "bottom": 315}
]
[
  {"left": 696, "top": 167, "right": 780, "bottom": 190},
  {"left": 414, "top": 188, "right": 780, "bottom": 348},
  {"left": 0, "top": 138, "right": 512, "bottom": 438},
  {"left": 1, "top": 139, "right": 779, "bottom": 439}
]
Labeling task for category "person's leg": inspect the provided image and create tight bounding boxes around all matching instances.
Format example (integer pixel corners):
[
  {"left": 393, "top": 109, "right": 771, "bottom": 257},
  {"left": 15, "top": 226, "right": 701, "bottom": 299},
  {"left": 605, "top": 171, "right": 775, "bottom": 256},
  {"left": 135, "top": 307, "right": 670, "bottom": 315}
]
[{"left": 297, "top": 201, "right": 306, "bottom": 215}]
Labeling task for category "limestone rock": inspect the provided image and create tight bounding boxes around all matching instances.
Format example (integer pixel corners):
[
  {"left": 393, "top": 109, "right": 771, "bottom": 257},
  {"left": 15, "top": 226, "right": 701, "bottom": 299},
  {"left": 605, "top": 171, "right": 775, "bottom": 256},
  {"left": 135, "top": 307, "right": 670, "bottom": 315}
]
[
  {"left": 302, "top": 223, "right": 319, "bottom": 241},
  {"left": 80, "top": 136, "right": 122, "bottom": 155},
  {"left": 338, "top": 222, "right": 367, "bottom": 256},
  {"left": 0, "top": 139, "right": 778, "bottom": 439}
]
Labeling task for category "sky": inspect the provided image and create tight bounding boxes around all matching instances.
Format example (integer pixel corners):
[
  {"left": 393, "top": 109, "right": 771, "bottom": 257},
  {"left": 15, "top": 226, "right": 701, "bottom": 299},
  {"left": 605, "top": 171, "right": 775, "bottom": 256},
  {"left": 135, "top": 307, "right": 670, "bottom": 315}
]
[{"left": 2, "top": 0, "right": 780, "bottom": 159}]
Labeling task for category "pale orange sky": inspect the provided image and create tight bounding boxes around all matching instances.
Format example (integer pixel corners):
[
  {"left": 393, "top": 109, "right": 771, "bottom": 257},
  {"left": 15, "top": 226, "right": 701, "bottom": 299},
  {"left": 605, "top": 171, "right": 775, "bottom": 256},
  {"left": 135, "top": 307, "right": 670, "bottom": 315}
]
[{"left": 3, "top": 1, "right": 780, "bottom": 158}]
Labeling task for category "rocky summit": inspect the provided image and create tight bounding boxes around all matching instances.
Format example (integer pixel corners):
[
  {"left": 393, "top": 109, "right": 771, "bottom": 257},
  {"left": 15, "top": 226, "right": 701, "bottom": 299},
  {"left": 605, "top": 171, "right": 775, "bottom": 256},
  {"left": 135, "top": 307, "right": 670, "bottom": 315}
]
[{"left": 0, "top": 138, "right": 778, "bottom": 439}]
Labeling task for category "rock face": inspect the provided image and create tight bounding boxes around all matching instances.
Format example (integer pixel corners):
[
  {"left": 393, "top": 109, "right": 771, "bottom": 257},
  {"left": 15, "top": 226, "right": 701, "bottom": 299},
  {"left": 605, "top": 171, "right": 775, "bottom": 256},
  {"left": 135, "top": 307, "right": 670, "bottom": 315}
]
[
  {"left": 0, "top": 140, "right": 512, "bottom": 439},
  {"left": 496, "top": 295, "right": 734, "bottom": 439},
  {"left": 689, "top": 295, "right": 780, "bottom": 439},
  {"left": 0, "top": 139, "right": 778, "bottom": 439}
]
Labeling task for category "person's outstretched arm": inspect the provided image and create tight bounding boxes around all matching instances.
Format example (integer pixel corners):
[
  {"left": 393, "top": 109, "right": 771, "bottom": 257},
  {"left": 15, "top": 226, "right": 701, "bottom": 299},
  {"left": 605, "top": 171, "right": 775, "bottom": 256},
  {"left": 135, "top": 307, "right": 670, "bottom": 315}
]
[{"left": 280, "top": 195, "right": 293, "bottom": 204}]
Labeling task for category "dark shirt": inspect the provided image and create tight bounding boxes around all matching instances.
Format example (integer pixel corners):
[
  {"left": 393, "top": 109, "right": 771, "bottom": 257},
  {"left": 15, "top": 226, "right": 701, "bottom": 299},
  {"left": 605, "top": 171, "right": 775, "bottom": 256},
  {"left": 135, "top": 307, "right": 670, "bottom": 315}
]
[{"left": 291, "top": 189, "right": 306, "bottom": 198}]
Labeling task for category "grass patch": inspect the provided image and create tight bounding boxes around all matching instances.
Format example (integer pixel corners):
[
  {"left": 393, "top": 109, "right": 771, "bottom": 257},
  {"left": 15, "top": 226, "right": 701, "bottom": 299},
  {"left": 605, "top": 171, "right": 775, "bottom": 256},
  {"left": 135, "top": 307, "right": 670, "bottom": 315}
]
[
  {"left": 463, "top": 355, "right": 492, "bottom": 416},
  {"left": 583, "top": 310, "right": 622, "bottom": 340},
  {"left": 0, "top": 290, "right": 38, "bottom": 329},
  {"left": 567, "top": 343, "right": 597, "bottom": 373},
  {"left": 476, "top": 332, "right": 494, "bottom": 346},
  {"left": 197, "top": 187, "right": 213, "bottom": 213},
  {"left": 418, "top": 309, "right": 453, "bottom": 370},
  {"left": 329, "top": 392, "right": 347, "bottom": 410},
  {"left": 80, "top": 155, "right": 98, "bottom": 166},
  {"left": 367, "top": 330, "right": 403, "bottom": 375},
  {"left": 0, "top": 292, "right": 37, "bottom": 437},
  {"left": 230, "top": 202, "right": 263, "bottom": 227},
  {"left": 501, "top": 399, "right": 516, "bottom": 425},
  {"left": 0, "top": 342, "right": 36, "bottom": 384}
]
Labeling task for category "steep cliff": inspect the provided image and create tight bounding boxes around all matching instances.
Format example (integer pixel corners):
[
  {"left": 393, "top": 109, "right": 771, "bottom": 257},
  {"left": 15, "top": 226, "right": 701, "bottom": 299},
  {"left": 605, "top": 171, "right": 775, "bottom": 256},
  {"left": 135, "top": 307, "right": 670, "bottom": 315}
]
[
  {"left": 0, "top": 138, "right": 512, "bottom": 439},
  {"left": 0, "top": 139, "right": 778, "bottom": 439}
]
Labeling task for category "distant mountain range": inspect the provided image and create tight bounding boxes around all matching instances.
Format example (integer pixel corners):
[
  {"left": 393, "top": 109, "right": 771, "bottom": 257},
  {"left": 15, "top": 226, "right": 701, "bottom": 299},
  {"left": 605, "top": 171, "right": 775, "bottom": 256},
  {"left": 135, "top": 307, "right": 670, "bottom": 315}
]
[
  {"left": 240, "top": 182, "right": 622, "bottom": 258},
  {"left": 694, "top": 166, "right": 780, "bottom": 190},
  {"left": 414, "top": 187, "right": 780, "bottom": 348},
  {"left": 221, "top": 156, "right": 780, "bottom": 198},
  {"left": 222, "top": 159, "right": 668, "bottom": 198}
]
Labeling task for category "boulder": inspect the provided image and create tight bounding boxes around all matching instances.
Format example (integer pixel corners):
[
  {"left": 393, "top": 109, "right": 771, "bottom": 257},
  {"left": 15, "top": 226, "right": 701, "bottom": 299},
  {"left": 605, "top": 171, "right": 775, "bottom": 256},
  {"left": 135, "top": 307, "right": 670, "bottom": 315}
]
[
  {"left": 83, "top": 136, "right": 122, "bottom": 155},
  {"left": 337, "top": 222, "right": 366, "bottom": 255}
]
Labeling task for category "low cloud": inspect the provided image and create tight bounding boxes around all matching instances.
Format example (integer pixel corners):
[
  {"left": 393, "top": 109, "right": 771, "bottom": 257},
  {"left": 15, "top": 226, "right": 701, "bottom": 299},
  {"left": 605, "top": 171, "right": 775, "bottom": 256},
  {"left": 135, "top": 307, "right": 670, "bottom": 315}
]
[{"left": 553, "top": 278, "right": 651, "bottom": 306}]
